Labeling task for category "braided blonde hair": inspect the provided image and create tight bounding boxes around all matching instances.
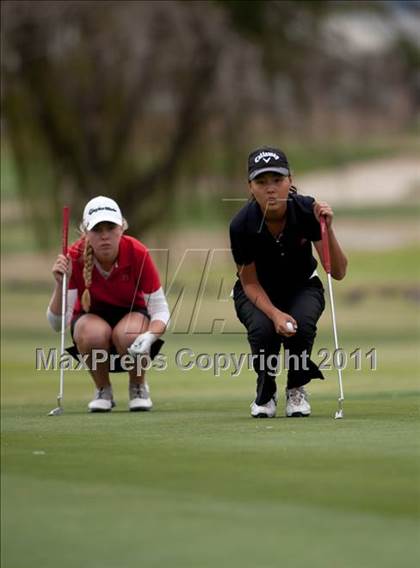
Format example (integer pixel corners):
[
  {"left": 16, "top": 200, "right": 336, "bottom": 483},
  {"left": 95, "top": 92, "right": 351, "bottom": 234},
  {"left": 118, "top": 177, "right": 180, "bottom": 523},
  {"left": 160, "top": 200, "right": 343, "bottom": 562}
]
[{"left": 81, "top": 237, "right": 94, "bottom": 312}]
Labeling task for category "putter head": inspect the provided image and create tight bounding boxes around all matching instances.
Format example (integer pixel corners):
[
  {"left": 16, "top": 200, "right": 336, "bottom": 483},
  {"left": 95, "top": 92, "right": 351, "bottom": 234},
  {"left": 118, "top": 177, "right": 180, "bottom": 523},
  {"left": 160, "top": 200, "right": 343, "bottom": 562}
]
[
  {"left": 48, "top": 406, "right": 64, "bottom": 416},
  {"left": 334, "top": 409, "right": 344, "bottom": 419}
]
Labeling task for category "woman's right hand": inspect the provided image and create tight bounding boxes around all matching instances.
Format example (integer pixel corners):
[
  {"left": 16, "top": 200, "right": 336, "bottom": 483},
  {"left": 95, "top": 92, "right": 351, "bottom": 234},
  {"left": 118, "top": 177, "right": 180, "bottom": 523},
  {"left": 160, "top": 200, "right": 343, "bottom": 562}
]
[
  {"left": 271, "top": 309, "right": 297, "bottom": 337},
  {"left": 52, "top": 254, "right": 72, "bottom": 285}
]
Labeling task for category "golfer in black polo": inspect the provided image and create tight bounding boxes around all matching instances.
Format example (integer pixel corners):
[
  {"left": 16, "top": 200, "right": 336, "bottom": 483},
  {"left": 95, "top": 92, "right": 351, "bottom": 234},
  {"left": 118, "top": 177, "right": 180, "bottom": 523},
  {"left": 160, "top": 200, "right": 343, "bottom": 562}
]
[{"left": 230, "top": 146, "right": 348, "bottom": 418}]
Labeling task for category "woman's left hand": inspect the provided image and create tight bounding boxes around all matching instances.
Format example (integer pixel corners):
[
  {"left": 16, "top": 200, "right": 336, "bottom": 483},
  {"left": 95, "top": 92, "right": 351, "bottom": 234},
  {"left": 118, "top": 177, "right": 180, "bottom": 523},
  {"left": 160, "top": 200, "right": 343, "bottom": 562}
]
[
  {"left": 313, "top": 201, "right": 334, "bottom": 229},
  {"left": 128, "top": 331, "right": 158, "bottom": 356}
]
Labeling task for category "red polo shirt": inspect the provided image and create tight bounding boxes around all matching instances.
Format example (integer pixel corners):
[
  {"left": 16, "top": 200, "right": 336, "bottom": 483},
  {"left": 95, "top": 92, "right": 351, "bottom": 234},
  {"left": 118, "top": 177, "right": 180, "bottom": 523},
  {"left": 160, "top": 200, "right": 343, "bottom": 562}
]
[{"left": 68, "top": 235, "right": 161, "bottom": 318}]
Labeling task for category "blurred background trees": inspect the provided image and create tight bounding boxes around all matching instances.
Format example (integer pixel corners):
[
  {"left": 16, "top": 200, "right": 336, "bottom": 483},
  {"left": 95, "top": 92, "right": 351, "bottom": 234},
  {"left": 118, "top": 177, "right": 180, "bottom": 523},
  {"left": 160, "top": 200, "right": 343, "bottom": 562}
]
[{"left": 1, "top": 0, "right": 419, "bottom": 247}]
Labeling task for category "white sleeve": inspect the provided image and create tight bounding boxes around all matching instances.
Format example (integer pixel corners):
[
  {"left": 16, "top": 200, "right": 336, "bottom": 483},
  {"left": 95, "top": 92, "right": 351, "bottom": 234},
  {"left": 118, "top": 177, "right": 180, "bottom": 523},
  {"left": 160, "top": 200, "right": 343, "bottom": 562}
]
[
  {"left": 47, "top": 289, "right": 78, "bottom": 332},
  {"left": 143, "top": 287, "right": 170, "bottom": 326}
]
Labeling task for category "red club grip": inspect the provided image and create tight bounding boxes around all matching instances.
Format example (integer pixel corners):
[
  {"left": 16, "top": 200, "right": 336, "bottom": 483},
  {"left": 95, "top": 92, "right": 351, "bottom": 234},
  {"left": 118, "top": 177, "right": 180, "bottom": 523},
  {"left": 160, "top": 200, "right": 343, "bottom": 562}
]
[
  {"left": 320, "top": 215, "right": 331, "bottom": 274},
  {"left": 62, "top": 206, "right": 70, "bottom": 256}
]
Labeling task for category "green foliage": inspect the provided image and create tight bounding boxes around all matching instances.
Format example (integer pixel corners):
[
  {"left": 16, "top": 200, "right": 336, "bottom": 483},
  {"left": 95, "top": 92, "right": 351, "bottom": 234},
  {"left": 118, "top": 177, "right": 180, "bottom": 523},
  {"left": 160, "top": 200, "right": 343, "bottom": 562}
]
[
  {"left": 396, "top": 36, "right": 420, "bottom": 70},
  {"left": 216, "top": 0, "right": 329, "bottom": 76},
  {"left": 3, "top": 0, "right": 419, "bottom": 250},
  {"left": 214, "top": 0, "right": 269, "bottom": 38},
  {"left": 2, "top": 1, "right": 222, "bottom": 247},
  {"left": 215, "top": 0, "right": 328, "bottom": 39}
]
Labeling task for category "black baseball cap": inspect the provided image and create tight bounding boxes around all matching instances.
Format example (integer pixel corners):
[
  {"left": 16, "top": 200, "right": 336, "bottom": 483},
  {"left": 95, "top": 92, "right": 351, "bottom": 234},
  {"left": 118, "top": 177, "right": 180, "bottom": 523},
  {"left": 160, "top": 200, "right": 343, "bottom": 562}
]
[{"left": 248, "top": 146, "right": 290, "bottom": 181}]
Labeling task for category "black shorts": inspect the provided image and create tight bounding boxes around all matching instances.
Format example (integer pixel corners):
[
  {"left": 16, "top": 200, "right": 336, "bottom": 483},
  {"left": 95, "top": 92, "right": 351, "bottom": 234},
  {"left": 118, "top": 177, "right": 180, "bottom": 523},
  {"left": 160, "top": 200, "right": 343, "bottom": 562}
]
[
  {"left": 67, "top": 307, "right": 163, "bottom": 373},
  {"left": 70, "top": 306, "right": 150, "bottom": 339}
]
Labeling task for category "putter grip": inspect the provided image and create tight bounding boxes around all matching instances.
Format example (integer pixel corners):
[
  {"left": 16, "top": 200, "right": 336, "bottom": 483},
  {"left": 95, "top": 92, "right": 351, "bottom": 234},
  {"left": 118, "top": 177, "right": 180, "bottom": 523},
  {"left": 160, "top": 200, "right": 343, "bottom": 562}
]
[
  {"left": 62, "top": 206, "right": 70, "bottom": 255},
  {"left": 320, "top": 215, "right": 331, "bottom": 274}
]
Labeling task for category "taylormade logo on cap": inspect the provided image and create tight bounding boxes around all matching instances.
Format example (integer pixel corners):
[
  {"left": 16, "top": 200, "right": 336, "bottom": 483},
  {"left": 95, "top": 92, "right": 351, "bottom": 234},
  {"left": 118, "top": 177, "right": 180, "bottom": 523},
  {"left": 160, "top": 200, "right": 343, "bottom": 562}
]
[
  {"left": 83, "top": 196, "right": 123, "bottom": 230},
  {"left": 88, "top": 206, "right": 118, "bottom": 215}
]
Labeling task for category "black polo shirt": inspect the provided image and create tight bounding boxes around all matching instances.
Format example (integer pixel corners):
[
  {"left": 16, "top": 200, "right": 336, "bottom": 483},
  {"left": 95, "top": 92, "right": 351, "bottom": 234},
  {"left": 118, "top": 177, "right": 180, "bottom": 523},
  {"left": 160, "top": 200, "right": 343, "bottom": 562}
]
[{"left": 229, "top": 192, "right": 321, "bottom": 299}]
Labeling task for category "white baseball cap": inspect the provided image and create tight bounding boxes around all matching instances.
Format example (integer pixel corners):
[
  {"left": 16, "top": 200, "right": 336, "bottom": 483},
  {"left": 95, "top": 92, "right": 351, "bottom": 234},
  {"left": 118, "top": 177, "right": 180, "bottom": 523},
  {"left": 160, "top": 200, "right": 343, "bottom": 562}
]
[{"left": 82, "top": 196, "right": 123, "bottom": 230}]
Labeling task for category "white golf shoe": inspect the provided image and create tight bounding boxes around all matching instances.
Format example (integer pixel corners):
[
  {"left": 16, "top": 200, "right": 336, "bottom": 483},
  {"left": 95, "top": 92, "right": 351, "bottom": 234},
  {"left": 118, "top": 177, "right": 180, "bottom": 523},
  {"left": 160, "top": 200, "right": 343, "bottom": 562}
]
[
  {"left": 251, "top": 397, "right": 277, "bottom": 418},
  {"left": 286, "top": 386, "right": 311, "bottom": 417},
  {"left": 129, "top": 382, "right": 153, "bottom": 412},
  {"left": 88, "top": 386, "right": 115, "bottom": 413}
]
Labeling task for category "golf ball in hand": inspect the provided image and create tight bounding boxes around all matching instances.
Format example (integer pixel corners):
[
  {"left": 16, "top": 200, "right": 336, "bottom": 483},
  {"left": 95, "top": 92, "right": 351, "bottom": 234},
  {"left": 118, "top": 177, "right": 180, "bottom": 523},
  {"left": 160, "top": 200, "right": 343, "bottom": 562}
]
[{"left": 286, "top": 322, "right": 295, "bottom": 332}]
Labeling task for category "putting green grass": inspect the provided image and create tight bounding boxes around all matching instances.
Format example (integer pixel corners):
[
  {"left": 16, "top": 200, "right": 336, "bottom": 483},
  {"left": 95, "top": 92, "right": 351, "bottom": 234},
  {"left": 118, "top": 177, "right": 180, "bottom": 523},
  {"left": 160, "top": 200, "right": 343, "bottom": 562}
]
[
  {"left": 2, "top": 241, "right": 420, "bottom": 567},
  {"left": 2, "top": 326, "right": 420, "bottom": 568}
]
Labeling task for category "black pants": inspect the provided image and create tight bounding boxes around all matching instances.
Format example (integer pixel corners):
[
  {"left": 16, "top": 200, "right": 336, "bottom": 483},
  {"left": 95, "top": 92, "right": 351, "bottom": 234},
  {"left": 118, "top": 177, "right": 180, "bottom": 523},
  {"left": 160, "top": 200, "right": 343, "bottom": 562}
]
[{"left": 233, "top": 278, "right": 325, "bottom": 405}]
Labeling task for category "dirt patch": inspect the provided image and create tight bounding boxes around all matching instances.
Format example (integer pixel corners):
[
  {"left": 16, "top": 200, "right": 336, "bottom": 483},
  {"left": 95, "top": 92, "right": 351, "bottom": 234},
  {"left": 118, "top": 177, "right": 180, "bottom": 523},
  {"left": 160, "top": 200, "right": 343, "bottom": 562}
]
[
  {"left": 336, "top": 218, "right": 420, "bottom": 250},
  {"left": 297, "top": 156, "right": 420, "bottom": 206}
]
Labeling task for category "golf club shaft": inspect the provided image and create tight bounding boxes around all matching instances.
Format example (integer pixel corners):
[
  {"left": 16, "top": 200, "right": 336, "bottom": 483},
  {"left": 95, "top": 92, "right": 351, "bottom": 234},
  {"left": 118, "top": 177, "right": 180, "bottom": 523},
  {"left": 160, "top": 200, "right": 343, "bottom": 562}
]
[
  {"left": 58, "top": 272, "right": 67, "bottom": 404},
  {"left": 326, "top": 272, "right": 344, "bottom": 402},
  {"left": 58, "top": 207, "right": 70, "bottom": 405},
  {"left": 320, "top": 216, "right": 344, "bottom": 405}
]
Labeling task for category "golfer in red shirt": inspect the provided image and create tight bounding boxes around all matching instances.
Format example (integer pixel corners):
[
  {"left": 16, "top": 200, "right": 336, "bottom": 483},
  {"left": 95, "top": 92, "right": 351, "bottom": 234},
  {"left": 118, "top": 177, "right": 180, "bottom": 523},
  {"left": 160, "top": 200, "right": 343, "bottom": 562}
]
[{"left": 47, "top": 196, "right": 170, "bottom": 412}]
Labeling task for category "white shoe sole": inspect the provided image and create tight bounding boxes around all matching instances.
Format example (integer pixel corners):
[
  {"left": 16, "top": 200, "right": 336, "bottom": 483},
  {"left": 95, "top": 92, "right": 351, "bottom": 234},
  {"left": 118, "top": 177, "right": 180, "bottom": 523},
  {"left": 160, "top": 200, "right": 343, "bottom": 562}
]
[
  {"left": 252, "top": 413, "right": 275, "bottom": 418},
  {"left": 88, "top": 400, "right": 115, "bottom": 413},
  {"left": 251, "top": 397, "right": 277, "bottom": 418},
  {"left": 129, "top": 398, "right": 153, "bottom": 412},
  {"left": 286, "top": 411, "right": 311, "bottom": 417}
]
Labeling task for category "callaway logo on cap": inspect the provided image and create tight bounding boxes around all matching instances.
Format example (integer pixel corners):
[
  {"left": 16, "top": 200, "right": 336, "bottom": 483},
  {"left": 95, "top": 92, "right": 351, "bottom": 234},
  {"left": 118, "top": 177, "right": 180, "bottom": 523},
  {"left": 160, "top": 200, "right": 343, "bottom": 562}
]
[
  {"left": 83, "top": 196, "right": 123, "bottom": 230},
  {"left": 248, "top": 146, "right": 290, "bottom": 181},
  {"left": 254, "top": 151, "right": 280, "bottom": 164}
]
